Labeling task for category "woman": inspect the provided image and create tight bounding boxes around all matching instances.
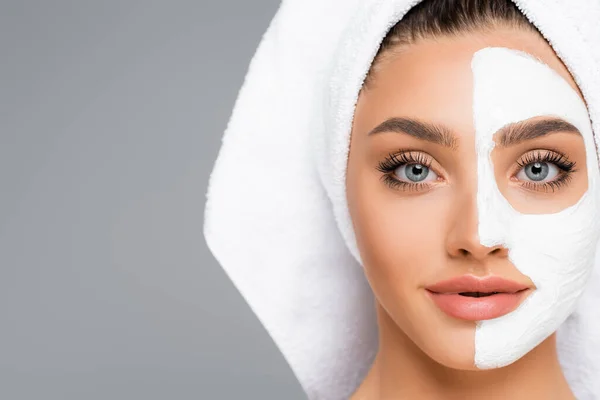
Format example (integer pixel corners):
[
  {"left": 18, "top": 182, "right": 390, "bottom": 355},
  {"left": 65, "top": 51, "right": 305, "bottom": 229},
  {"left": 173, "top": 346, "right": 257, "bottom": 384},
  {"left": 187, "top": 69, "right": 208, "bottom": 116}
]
[{"left": 204, "top": 0, "right": 600, "bottom": 398}]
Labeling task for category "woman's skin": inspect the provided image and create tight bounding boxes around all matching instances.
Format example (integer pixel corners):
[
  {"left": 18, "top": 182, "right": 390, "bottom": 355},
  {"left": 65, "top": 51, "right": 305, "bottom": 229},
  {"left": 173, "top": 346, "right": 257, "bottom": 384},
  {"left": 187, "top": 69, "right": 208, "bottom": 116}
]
[{"left": 348, "top": 27, "right": 588, "bottom": 400}]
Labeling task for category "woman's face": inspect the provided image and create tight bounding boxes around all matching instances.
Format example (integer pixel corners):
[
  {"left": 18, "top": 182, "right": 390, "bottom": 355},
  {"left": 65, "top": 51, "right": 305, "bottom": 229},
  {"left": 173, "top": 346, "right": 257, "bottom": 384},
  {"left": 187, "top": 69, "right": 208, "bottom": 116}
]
[{"left": 346, "top": 28, "right": 600, "bottom": 370}]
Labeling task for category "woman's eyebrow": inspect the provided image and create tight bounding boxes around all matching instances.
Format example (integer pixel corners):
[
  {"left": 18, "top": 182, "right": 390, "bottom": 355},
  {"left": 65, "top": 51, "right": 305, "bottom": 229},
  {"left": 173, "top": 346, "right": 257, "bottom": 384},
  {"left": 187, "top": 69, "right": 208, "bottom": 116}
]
[
  {"left": 496, "top": 118, "right": 581, "bottom": 147},
  {"left": 367, "top": 117, "right": 458, "bottom": 149}
]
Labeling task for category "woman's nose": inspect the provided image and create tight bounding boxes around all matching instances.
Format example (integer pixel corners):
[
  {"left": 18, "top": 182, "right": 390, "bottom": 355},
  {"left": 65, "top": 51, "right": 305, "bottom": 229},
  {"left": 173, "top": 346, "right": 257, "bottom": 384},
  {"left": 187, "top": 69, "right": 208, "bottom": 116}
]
[{"left": 445, "top": 193, "right": 509, "bottom": 261}]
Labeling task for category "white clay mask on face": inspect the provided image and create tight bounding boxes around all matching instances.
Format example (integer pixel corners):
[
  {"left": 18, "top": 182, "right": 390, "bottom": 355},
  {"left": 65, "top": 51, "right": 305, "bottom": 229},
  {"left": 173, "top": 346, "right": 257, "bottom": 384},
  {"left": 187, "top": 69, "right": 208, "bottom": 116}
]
[{"left": 470, "top": 47, "right": 600, "bottom": 368}]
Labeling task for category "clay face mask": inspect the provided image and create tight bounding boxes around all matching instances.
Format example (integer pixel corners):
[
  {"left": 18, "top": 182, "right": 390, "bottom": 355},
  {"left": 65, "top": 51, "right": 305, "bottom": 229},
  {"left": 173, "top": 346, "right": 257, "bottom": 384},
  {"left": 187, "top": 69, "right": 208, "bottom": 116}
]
[{"left": 471, "top": 47, "right": 600, "bottom": 368}]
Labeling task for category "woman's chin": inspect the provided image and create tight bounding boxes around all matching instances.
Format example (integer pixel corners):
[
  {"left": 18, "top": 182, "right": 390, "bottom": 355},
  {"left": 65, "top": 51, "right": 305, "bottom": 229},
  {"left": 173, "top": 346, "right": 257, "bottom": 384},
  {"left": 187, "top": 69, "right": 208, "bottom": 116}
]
[
  {"left": 411, "top": 315, "right": 479, "bottom": 371},
  {"left": 424, "top": 345, "right": 480, "bottom": 372}
]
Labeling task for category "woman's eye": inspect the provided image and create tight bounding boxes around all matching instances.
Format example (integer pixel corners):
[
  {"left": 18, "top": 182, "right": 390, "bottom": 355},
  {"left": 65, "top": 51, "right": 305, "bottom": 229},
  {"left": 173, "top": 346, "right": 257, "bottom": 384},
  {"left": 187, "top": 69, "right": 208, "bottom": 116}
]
[
  {"left": 515, "top": 162, "right": 560, "bottom": 183},
  {"left": 394, "top": 163, "right": 438, "bottom": 183}
]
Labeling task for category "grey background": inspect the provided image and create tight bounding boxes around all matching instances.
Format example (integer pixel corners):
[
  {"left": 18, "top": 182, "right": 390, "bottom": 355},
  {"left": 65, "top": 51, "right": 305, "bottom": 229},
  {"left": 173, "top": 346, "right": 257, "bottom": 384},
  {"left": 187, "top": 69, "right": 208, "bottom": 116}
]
[{"left": 1, "top": 1, "right": 305, "bottom": 399}]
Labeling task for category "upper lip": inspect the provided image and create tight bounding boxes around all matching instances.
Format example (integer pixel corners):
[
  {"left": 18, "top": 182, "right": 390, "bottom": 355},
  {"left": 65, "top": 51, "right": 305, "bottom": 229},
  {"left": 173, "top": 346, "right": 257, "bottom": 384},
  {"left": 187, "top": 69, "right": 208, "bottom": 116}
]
[{"left": 425, "top": 275, "right": 531, "bottom": 294}]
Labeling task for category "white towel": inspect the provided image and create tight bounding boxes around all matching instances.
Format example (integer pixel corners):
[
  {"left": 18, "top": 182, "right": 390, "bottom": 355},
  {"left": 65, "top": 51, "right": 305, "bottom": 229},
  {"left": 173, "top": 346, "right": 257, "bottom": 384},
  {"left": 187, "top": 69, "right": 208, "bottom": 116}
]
[{"left": 203, "top": 0, "right": 600, "bottom": 399}]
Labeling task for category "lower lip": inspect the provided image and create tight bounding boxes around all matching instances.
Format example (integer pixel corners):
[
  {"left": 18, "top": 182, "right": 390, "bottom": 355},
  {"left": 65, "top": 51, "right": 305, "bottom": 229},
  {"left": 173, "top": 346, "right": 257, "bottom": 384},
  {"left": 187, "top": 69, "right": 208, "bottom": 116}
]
[{"left": 426, "top": 289, "right": 530, "bottom": 321}]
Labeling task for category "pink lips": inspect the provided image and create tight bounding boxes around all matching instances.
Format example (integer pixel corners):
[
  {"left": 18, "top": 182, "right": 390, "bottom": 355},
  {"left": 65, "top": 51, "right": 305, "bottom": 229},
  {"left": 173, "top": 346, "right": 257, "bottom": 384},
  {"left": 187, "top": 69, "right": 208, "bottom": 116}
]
[{"left": 425, "top": 275, "right": 532, "bottom": 321}]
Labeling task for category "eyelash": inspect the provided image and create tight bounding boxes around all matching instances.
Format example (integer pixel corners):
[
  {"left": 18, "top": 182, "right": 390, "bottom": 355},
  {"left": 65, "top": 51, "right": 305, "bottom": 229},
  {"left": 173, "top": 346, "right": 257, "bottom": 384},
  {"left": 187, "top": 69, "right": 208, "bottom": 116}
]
[
  {"left": 375, "top": 149, "right": 577, "bottom": 193},
  {"left": 375, "top": 151, "right": 437, "bottom": 192},
  {"left": 515, "top": 150, "right": 577, "bottom": 193}
]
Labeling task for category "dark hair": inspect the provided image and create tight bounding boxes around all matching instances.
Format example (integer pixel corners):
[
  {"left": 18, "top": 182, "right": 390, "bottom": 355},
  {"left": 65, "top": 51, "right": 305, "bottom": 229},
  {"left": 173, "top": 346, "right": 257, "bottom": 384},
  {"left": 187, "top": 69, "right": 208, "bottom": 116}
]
[{"left": 364, "top": 0, "right": 541, "bottom": 88}]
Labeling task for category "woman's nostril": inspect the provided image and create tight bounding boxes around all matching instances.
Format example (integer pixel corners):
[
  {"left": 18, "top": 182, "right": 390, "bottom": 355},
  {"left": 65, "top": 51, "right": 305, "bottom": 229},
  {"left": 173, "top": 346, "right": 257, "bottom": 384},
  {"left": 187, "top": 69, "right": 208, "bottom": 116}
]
[{"left": 457, "top": 246, "right": 504, "bottom": 258}]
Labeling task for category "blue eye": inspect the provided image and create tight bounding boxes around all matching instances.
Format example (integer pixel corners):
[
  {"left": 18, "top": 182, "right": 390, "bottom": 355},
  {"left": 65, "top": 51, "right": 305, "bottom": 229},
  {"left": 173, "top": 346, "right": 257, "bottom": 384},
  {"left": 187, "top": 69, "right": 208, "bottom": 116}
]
[
  {"left": 513, "top": 150, "right": 577, "bottom": 193},
  {"left": 395, "top": 163, "right": 438, "bottom": 183},
  {"left": 376, "top": 150, "right": 442, "bottom": 192},
  {"left": 516, "top": 162, "right": 559, "bottom": 183}
]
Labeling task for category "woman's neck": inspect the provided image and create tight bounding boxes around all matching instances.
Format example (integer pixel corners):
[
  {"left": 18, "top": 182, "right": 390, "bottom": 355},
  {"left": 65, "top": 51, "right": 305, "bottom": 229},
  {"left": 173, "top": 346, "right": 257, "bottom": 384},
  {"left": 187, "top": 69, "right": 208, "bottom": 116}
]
[{"left": 351, "top": 304, "right": 575, "bottom": 400}]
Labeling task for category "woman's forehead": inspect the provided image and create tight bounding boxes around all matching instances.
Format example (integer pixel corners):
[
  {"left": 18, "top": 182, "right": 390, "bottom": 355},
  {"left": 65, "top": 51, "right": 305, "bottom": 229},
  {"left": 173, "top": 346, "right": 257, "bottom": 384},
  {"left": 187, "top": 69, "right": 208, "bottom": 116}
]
[{"left": 354, "top": 30, "right": 582, "bottom": 140}]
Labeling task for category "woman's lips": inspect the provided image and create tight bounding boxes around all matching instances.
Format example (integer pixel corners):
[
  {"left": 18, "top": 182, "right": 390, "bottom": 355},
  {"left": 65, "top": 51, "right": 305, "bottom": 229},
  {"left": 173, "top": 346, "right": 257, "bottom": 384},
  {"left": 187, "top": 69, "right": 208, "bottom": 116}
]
[{"left": 425, "top": 275, "right": 532, "bottom": 321}]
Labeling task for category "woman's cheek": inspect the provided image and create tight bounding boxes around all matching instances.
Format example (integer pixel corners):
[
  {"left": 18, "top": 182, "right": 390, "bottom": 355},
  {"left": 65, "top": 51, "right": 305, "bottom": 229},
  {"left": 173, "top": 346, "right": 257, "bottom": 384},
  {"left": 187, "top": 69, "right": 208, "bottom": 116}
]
[{"left": 358, "top": 193, "right": 442, "bottom": 287}]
